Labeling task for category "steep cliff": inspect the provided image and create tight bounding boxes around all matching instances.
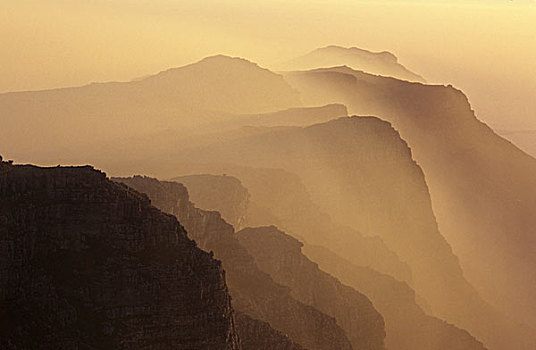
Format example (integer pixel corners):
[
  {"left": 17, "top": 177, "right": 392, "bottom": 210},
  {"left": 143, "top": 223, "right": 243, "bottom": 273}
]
[
  {"left": 114, "top": 176, "right": 354, "bottom": 350},
  {"left": 170, "top": 116, "right": 508, "bottom": 348},
  {"left": 237, "top": 226, "right": 386, "bottom": 350},
  {"left": 285, "top": 67, "right": 536, "bottom": 348},
  {"left": 169, "top": 172, "right": 485, "bottom": 349},
  {"left": 235, "top": 313, "right": 303, "bottom": 350},
  {"left": 171, "top": 168, "right": 412, "bottom": 285},
  {"left": 0, "top": 162, "right": 239, "bottom": 349},
  {"left": 303, "top": 244, "right": 486, "bottom": 350}
]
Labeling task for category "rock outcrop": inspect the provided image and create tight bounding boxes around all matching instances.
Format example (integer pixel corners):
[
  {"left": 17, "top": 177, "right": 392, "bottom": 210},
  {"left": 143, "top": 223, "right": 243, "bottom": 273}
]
[
  {"left": 235, "top": 313, "right": 303, "bottom": 350},
  {"left": 0, "top": 162, "right": 239, "bottom": 349},
  {"left": 114, "top": 176, "right": 354, "bottom": 350},
  {"left": 237, "top": 226, "right": 386, "bottom": 350}
]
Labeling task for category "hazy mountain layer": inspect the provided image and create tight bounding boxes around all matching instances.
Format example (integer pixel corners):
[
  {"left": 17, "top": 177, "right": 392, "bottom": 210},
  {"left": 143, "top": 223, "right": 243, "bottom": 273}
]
[
  {"left": 237, "top": 226, "right": 386, "bottom": 350},
  {"left": 304, "top": 244, "right": 486, "bottom": 350},
  {"left": 173, "top": 169, "right": 412, "bottom": 285},
  {"left": 0, "top": 162, "right": 239, "bottom": 349},
  {"left": 169, "top": 115, "right": 528, "bottom": 349},
  {"left": 284, "top": 66, "right": 536, "bottom": 339},
  {"left": 172, "top": 170, "right": 486, "bottom": 350},
  {"left": 235, "top": 313, "right": 303, "bottom": 350},
  {"left": 276, "top": 45, "right": 425, "bottom": 82},
  {"left": 114, "top": 176, "right": 360, "bottom": 350},
  {"left": 0, "top": 55, "right": 300, "bottom": 165}
]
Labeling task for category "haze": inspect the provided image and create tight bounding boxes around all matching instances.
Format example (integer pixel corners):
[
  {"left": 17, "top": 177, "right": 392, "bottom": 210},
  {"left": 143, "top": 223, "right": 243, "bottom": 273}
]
[{"left": 2, "top": 0, "right": 535, "bottom": 131}]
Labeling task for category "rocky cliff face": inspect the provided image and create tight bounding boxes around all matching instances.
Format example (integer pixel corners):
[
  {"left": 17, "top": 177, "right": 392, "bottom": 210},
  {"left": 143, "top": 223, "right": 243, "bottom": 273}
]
[
  {"left": 303, "top": 244, "right": 486, "bottom": 350},
  {"left": 174, "top": 174, "right": 250, "bottom": 230},
  {"left": 285, "top": 67, "right": 536, "bottom": 349},
  {"left": 235, "top": 313, "right": 303, "bottom": 350},
  {"left": 0, "top": 162, "right": 239, "bottom": 349},
  {"left": 170, "top": 116, "right": 506, "bottom": 348},
  {"left": 237, "top": 226, "right": 386, "bottom": 350},
  {"left": 114, "top": 176, "right": 355, "bottom": 350},
  {"left": 171, "top": 168, "right": 412, "bottom": 285},
  {"left": 167, "top": 169, "right": 486, "bottom": 350}
]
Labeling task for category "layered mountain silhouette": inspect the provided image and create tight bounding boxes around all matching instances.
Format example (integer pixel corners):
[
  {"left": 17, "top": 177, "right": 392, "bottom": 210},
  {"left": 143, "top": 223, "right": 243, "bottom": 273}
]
[
  {"left": 276, "top": 45, "right": 425, "bottom": 82},
  {"left": 115, "top": 176, "right": 386, "bottom": 350},
  {"left": 284, "top": 65, "right": 536, "bottom": 336},
  {"left": 0, "top": 162, "right": 239, "bottom": 349},
  {"left": 0, "top": 55, "right": 300, "bottom": 165},
  {"left": 167, "top": 116, "right": 532, "bottom": 349},
  {"left": 2, "top": 49, "right": 535, "bottom": 350},
  {"left": 170, "top": 163, "right": 486, "bottom": 350}
]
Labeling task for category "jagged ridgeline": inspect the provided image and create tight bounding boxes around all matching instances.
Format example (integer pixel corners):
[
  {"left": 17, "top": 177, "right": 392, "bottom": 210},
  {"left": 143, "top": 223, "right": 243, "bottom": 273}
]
[
  {"left": 170, "top": 173, "right": 486, "bottom": 350},
  {"left": 114, "top": 175, "right": 385, "bottom": 350},
  {"left": 0, "top": 162, "right": 239, "bottom": 349}
]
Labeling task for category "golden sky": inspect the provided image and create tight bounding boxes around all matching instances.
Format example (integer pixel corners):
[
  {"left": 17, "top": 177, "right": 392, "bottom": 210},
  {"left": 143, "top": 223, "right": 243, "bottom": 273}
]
[{"left": 2, "top": 0, "right": 535, "bottom": 127}]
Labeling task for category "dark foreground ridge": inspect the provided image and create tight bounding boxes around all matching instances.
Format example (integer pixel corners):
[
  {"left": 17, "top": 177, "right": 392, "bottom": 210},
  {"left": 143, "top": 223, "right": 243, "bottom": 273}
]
[{"left": 0, "top": 162, "right": 239, "bottom": 349}]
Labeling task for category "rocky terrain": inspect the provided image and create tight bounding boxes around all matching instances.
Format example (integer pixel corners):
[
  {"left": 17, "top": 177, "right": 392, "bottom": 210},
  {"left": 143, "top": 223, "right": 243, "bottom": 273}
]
[
  {"left": 114, "top": 176, "right": 372, "bottom": 350},
  {"left": 0, "top": 161, "right": 239, "bottom": 349},
  {"left": 172, "top": 171, "right": 487, "bottom": 350},
  {"left": 285, "top": 66, "right": 536, "bottom": 347}
]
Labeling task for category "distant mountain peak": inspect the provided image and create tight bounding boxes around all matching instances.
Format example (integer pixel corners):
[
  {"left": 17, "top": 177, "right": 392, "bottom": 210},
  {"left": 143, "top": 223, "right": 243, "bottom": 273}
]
[{"left": 277, "top": 45, "right": 424, "bottom": 82}]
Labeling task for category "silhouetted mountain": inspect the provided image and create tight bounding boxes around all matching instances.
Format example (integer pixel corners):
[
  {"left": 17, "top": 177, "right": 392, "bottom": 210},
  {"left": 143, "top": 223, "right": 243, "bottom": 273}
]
[
  {"left": 0, "top": 161, "right": 239, "bottom": 349},
  {"left": 172, "top": 169, "right": 486, "bottom": 350},
  {"left": 173, "top": 170, "right": 412, "bottom": 285},
  {"left": 276, "top": 45, "right": 424, "bottom": 82},
  {"left": 284, "top": 66, "right": 536, "bottom": 346},
  {"left": 0, "top": 55, "right": 300, "bottom": 166},
  {"left": 235, "top": 313, "right": 303, "bottom": 350},
  {"left": 168, "top": 115, "right": 528, "bottom": 349},
  {"left": 237, "top": 226, "right": 386, "bottom": 350},
  {"left": 114, "top": 176, "right": 359, "bottom": 350},
  {"left": 304, "top": 244, "right": 486, "bottom": 350}
]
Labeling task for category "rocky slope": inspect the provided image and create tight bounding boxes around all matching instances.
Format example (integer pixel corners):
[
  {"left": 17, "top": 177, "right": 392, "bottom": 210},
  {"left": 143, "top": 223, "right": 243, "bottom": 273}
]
[
  {"left": 172, "top": 169, "right": 412, "bottom": 285},
  {"left": 169, "top": 116, "right": 517, "bottom": 348},
  {"left": 237, "top": 226, "right": 386, "bottom": 350},
  {"left": 284, "top": 66, "right": 536, "bottom": 348},
  {"left": 303, "top": 244, "right": 486, "bottom": 350},
  {"left": 235, "top": 313, "right": 303, "bottom": 350},
  {"left": 0, "top": 161, "right": 239, "bottom": 349},
  {"left": 276, "top": 45, "right": 424, "bottom": 82},
  {"left": 172, "top": 171, "right": 486, "bottom": 350},
  {"left": 114, "top": 176, "right": 358, "bottom": 350}
]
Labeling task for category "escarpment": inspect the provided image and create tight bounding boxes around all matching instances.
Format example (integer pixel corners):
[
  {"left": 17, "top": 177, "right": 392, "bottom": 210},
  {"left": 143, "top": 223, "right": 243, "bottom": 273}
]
[
  {"left": 0, "top": 163, "right": 239, "bottom": 349},
  {"left": 171, "top": 168, "right": 412, "bottom": 285},
  {"left": 237, "top": 226, "right": 386, "bottom": 350},
  {"left": 285, "top": 66, "right": 536, "bottom": 338},
  {"left": 170, "top": 116, "right": 509, "bottom": 348},
  {"left": 114, "top": 176, "right": 354, "bottom": 350},
  {"left": 303, "top": 244, "right": 486, "bottom": 350}
]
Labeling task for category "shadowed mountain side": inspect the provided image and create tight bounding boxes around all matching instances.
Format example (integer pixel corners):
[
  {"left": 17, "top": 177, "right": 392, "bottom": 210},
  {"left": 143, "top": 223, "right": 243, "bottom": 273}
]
[
  {"left": 0, "top": 162, "right": 239, "bottom": 349},
  {"left": 113, "top": 176, "right": 361, "bottom": 350},
  {"left": 284, "top": 67, "right": 536, "bottom": 335},
  {"left": 237, "top": 226, "right": 387, "bottom": 350},
  {"left": 275, "top": 46, "right": 425, "bottom": 82},
  {"left": 173, "top": 169, "right": 412, "bottom": 285},
  {"left": 235, "top": 313, "right": 303, "bottom": 350},
  {"left": 166, "top": 116, "right": 524, "bottom": 349},
  {"left": 303, "top": 244, "right": 486, "bottom": 350},
  {"left": 0, "top": 55, "right": 300, "bottom": 164}
]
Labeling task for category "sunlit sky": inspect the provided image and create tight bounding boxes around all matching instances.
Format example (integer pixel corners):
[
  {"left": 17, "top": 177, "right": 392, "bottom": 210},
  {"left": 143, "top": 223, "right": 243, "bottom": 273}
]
[{"left": 1, "top": 0, "right": 535, "bottom": 128}]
